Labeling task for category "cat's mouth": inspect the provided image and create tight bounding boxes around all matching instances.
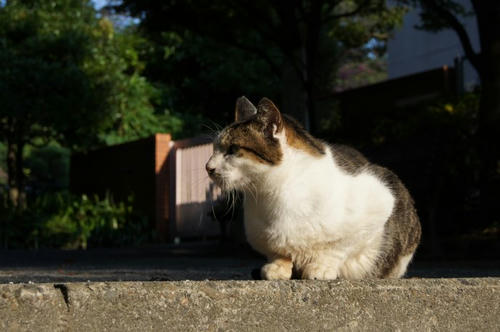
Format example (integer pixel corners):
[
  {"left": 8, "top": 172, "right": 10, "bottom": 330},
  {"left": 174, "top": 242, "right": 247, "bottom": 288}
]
[
  {"left": 208, "top": 172, "right": 224, "bottom": 188},
  {"left": 209, "top": 173, "right": 236, "bottom": 192}
]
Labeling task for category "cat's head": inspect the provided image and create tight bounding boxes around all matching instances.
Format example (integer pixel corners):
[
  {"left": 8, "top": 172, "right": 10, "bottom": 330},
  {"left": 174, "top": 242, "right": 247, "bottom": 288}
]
[{"left": 205, "top": 96, "right": 284, "bottom": 191}]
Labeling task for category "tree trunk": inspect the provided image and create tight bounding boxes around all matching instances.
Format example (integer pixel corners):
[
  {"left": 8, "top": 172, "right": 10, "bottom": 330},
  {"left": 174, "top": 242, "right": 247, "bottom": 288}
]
[
  {"left": 304, "top": 80, "right": 316, "bottom": 133},
  {"left": 269, "top": 0, "right": 323, "bottom": 133},
  {"left": 474, "top": 2, "right": 500, "bottom": 226},
  {"left": 6, "top": 139, "right": 26, "bottom": 211},
  {"left": 303, "top": 1, "right": 322, "bottom": 134},
  {"left": 281, "top": 57, "right": 309, "bottom": 127},
  {"left": 477, "top": 64, "right": 500, "bottom": 227}
]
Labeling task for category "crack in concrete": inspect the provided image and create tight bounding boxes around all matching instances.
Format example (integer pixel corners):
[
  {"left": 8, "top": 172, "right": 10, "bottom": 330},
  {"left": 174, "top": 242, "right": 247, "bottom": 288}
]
[{"left": 53, "top": 284, "right": 70, "bottom": 311}]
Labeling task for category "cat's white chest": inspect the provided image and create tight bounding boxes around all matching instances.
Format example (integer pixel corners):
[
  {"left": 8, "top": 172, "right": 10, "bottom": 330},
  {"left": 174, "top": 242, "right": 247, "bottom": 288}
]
[{"left": 243, "top": 148, "right": 395, "bottom": 259}]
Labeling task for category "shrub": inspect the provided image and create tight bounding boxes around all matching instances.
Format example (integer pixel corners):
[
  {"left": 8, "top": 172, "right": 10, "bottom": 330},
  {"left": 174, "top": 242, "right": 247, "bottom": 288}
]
[{"left": 0, "top": 192, "right": 153, "bottom": 249}]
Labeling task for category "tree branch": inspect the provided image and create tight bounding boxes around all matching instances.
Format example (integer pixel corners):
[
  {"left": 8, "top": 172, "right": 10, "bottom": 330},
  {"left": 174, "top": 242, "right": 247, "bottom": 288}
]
[
  {"left": 324, "top": 0, "right": 371, "bottom": 22},
  {"left": 323, "top": 0, "right": 342, "bottom": 17},
  {"left": 421, "top": 0, "right": 480, "bottom": 71}
]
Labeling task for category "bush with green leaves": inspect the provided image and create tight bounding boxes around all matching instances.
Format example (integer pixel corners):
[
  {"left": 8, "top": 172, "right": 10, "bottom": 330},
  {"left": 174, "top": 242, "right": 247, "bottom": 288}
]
[{"left": 0, "top": 192, "right": 153, "bottom": 249}]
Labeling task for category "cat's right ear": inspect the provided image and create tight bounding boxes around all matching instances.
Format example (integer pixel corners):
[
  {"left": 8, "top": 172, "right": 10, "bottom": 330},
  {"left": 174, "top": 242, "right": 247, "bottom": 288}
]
[{"left": 235, "top": 96, "right": 257, "bottom": 122}]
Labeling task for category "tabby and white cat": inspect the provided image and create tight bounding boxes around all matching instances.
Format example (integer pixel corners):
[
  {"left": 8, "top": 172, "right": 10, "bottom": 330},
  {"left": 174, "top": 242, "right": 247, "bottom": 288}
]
[{"left": 206, "top": 97, "right": 421, "bottom": 280}]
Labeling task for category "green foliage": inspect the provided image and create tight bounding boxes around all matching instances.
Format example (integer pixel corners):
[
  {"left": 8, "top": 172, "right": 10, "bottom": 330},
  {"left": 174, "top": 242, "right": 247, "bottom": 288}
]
[
  {"left": 0, "top": 192, "right": 153, "bottom": 249},
  {"left": 0, "top": 140, "right": 71, "bottom": 191},
  {"left": 331, "top": 1, "right": 407, "bottom": 46},
  {"left": 24, "top": 143, "right": 70, "bottom": 191},
  {"left": 0, "top": 0, "right": 113, "bottom": 148},
  {"left": 335, "top": 54, "right": 388, "bottom": 91},
  {"left": 398, "top": 93, "right": 481, "bottom": 234},
  {"left": 0, "top": 0, "right": 184, "bottom": 149},
  {"left": 371, "top": 92, "right": 478, "bottom": 146},
  {"left": 117, "top": 0, "right": 406, "bottom": 127},
  {"left": 89, "top": 25, "right": 185, "bottom": 144},
  {"left": 137, "top": 29, "right": 281, "bottom": 127}
]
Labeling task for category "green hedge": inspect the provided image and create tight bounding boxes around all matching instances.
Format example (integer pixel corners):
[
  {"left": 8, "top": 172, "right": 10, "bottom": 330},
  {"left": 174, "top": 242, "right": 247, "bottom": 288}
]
[{"left": 0, "top": 192, "right": 153, "bottom": 249}]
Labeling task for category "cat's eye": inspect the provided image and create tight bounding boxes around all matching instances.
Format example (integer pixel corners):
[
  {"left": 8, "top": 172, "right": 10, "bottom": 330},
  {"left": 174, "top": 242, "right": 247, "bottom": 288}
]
[{"left": 226, "top": 144, "right": 239, "bottom": 156}]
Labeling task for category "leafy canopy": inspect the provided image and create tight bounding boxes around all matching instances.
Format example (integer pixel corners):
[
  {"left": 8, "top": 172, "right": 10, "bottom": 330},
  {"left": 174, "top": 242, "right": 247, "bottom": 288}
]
[
  {"left": 116, "top": 0, "right": 406, "bottom": 126},
  {"left": 0, "top": 0, "right": 180, "bottom": 150}
]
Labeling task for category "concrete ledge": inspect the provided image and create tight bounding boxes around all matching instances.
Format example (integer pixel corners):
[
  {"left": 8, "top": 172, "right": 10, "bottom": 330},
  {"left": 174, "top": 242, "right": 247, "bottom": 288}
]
[{"left": 1, "top": 278, "right": 499, "bottom": 331}]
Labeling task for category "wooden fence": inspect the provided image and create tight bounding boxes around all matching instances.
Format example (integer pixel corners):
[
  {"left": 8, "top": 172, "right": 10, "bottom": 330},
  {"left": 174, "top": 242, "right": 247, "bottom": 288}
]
[
  {"left": 168, "top": 137, "right": 221, "bottom": 240},
  {"left": 70, "top": 135, "right": 222, "bottom": 242}
]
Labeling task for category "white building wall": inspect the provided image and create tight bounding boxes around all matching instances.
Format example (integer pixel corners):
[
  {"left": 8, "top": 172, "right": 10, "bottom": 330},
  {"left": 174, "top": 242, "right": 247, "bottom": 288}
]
[{"left": 388, "top": 0, "right": 480, "bottom": 90}]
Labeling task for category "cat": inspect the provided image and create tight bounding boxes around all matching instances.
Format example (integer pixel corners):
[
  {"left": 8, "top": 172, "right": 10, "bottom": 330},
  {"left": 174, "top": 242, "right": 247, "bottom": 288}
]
[{"left": 206, "top": 96, "right": 421, "bottom": 280}]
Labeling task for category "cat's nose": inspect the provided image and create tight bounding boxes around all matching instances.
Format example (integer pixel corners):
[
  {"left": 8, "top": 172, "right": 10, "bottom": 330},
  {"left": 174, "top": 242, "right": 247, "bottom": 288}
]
[{"left": 206, "top": 163, "right": 216, "bottom": 176}]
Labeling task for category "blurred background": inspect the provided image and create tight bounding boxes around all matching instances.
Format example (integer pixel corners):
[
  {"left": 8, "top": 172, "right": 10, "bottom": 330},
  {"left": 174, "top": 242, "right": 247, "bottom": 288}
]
[{"left": 0, "top": 0, "right": 498, "bottom": 260}]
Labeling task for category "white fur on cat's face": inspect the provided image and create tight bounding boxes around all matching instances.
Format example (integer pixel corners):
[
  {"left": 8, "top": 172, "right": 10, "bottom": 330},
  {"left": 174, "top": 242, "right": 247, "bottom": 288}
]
[
  {"left": 206, "top": 149, "right": 253, "bottom": 191},
  {"left": 206, "top": 132, "right": 274, "bottom": 192},
  {"left": 206, "top": 98, "right": 284, "bottom": 192}
]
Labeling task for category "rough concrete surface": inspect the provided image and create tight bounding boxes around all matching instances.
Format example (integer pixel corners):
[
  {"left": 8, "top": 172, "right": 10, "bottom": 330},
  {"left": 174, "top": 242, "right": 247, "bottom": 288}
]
[
  {"left": 1, "top": 278, "right": 499, "bottom": 331},
  {"left": 1, "top": 246, "right": 500, "bottom": 331}
]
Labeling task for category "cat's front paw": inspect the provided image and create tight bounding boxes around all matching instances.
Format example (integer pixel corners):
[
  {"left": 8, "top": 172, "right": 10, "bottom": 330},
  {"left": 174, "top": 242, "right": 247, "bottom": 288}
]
[
  {"left": 302, "top": 263, "right": 338, "bottom": 280},
  {"left": 261, "top": 262, "right": 292, "bottom": 280}
]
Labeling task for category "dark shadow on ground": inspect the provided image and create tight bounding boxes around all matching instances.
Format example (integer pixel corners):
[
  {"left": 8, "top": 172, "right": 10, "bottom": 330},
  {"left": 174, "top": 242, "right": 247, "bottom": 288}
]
[{"left": 0, "top": 242, "right": 499, "bottom": 283}]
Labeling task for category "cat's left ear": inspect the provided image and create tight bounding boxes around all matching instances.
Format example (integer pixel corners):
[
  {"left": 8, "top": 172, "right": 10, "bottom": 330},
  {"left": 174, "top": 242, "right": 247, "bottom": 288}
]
[
  {"left": 235, "top": 96, "right": 257, "bottom": 122},
  {"left": 257, "top": 98, "right": 283, "bottom": 137}
]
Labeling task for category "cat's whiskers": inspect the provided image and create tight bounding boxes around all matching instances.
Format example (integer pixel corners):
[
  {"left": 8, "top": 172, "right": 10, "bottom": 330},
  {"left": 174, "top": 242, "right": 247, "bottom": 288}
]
[
  {"left": 244, "top": 181, "right": 258, "bottom": 203},
  {"left": 220, "top": 178, "right": 236, "bottom": 218},
  {"left": 217, "top": 187, "right": 236, "bottom": 218},
  {"left": 202, "top": 121, "right": 223, "bottom": 139},
  {"left": 229, "top": 190, "right": 236, "bottom": 220}
]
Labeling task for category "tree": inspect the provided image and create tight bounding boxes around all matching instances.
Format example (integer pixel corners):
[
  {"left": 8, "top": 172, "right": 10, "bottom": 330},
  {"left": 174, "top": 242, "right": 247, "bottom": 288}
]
[
  {"left": 398, "top": 0, "right": 500, "bottom": 225},
  {"left": 115, "top": 0, "right": 405, "bottom": 132},
  {"left": 0, "top": 0, "right": 164, "bottom": 209},
  {"left": 0, "top": 0, "right": 104, "bottom": 208},
  {"left": 335, "top": 46, "right": 388, "bottom": 92},
  {"left": 125, "top": 30, "right": 281, "bottom": 133}
]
